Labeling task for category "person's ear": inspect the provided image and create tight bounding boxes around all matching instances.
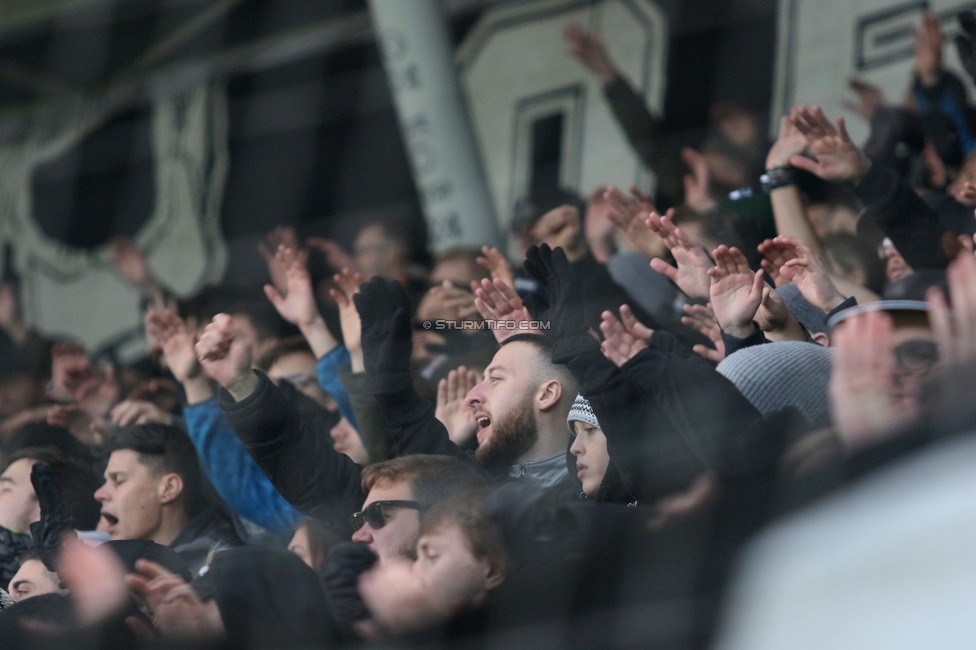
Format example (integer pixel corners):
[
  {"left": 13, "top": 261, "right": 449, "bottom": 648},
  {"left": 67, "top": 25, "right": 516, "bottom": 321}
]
[
  {"left": 811, "top": 331, "right": 830, "bottom": 346},
  {"left": 483, "top": 559, "right": 507, "bottom": 591},
  {"left": 536, "top": 379, "right": 563, "bottom": 412},
  {"left": 158, "top": 473, "right": 184, "bottom": 505}
]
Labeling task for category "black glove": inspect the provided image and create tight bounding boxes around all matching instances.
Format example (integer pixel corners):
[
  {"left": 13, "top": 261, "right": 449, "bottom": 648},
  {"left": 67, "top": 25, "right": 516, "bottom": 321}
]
[
  {"left": 28, "top": 462, "right": 76, "bottom": 573},
  {"left": 353, "top": 277, "right": 414, "bottom": 395},
  {"left": 956, "top": 12, "right": 976, "bottom": 83},
  {"left": 320, "top": 542, "right": 377, "bottom": 638},
  {"left": 523, "top": 245, "right": 595, "bottom": 363}
]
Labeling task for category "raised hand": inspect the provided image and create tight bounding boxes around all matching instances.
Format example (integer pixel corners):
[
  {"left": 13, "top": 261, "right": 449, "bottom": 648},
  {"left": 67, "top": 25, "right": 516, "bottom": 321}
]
[
  {"left": 353, "top": 278, "right": 413, "bottom": 390},
  {"left": 108, "top": 237, "right": 153, "bottom": 289},
  {"left": 927, "top": 252, "right": 976, "bottom": 364},
  {"left": 71, "top": 364, "right": 120, "bottom": 422},
  {"left": 708, "top": 246, "right": 765, "bottom": 338},
  {"left": 681, "top": 148, "right": 717, "bottom": 214},
  {"left": 329, "top": 267, "right": 367, "bottom": 372},
  {"left": 58, "top": 537, "right": 129, "bottom": 626},
  {"left": 475, "top": 246, "right": 515, "bottom": 290},
  {"left": 49, "top": 341, "right": 96, "bottom": 401},
  {"left": 681, "top": 303, "right": 726, "bottom": 363},
  {"left": 435, "top": 365, "right": 481, "bottom": 445},
  {"left": 563, "top": 24, "right": 617, "bottom": 84},
  {"left": 759, "top": 236, "right": 846, "bottom": 311},
  {"left": 830, "top": 309, "right": 910, "bottom": 447},
  {"left": 257, "top": 226, "right": 305, "bottom": 296},
  {"left": 125, "top": 559, "right": 225, "bottom": 641},
  {"left": 146, "top": 309, "right": 200, "bottom": 383},
  {"left": 647, "top": 211, "right": 715, "bottom": 299},
  {"left": 473, "top": 277, "right": 538, "bottom": 343},
  {"left": 307, "top": 236, "right": 355, "bottom": 272},
  {"left": 766, "top": 115, "right": 809, "bottom": 169},
  {"left": 843, "top": 79, "right": 886, "bottom": 121},
  {"left": 195, "top": 313, "right": 256, "bottom": 400},
  {"left": 955, "top": 11, "right": 976, "bottom": 83},
  {"left": 788, "top": 105, "right": 872, "bottom": 182},
  {"left": 264, "top": 244, "right": 337, "bottom": 358},
  {"left": 603, "top": 186, "right": 667, "bottom": 259},
  {"left": 523, "top": 245, "right": 587, "bottom": 347},
  {"left": 0, "top": 282, "right": 27, "bottom": 344},
  {"left": 914, "top": 11, "right": 943, "bottom": 86},
  {"left": 110, "top": 399, "right": 173, "bottom": 427},
  {"left": 29, "top": 462, "right": 77, "bottom": 572},
  {"left": 599, "top": 305, "right": 653, "bottom": 367},
  {"left": 263, "top": 245, "right": 321, "bottom": 329},
  {"left": 429, "top": 281, "right": 479, "bottom": 320}
]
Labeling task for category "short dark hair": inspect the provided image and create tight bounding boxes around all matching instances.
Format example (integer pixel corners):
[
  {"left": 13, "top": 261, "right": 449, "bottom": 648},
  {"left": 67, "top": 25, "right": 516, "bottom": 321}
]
[
  {"left": 256, "top": 336, "right": 315, "bottom": 373},
  {"left": 5, "top": 447, "right": 101, "bottom": 530},
  {"left": 499, "top": 334, "right": 580, "bottom": 397},
  {"left": 420, "top": 488, "right": 508, "bottom": 575},
  {"left": 360, "top": 455, "right": 487, "bottom": 508},
  {"left": 105, "top": 424, "right": 206, "bottom": 519}
]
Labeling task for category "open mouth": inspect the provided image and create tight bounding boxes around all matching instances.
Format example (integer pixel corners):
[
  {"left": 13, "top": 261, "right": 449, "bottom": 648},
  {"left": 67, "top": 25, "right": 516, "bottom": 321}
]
[
  {"left": 101, "top": 512, "right": 119, "bottom": 530},
  {"left": 475, "top": 413, "right": 491, "bottom": 430}
]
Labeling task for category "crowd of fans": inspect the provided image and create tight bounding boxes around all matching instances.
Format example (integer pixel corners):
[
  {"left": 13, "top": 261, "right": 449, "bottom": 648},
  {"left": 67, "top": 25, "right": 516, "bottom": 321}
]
[{"left": 1, "top": 11, "right": 975, "bottom": 649}]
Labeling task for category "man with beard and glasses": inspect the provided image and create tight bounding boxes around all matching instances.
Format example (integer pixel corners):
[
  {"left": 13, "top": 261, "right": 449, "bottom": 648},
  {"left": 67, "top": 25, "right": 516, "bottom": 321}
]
[{"left": 353, "top": 278, "right": 580, "bottom": 490}]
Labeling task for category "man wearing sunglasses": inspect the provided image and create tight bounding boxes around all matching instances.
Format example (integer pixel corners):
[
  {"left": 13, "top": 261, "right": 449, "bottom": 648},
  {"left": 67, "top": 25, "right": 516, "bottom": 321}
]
[{"left": 350, "top": 456, "right": 486, "bottom": 562}]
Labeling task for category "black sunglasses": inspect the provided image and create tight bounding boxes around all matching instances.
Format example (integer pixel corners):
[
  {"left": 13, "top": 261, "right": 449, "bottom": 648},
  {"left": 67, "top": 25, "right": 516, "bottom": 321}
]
[{"left": 350, "top": 500, "right": 422, "bottom": 531}]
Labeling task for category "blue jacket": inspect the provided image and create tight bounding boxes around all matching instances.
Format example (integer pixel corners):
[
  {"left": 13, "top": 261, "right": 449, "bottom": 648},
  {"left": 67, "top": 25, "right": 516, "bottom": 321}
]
[
  {"left": 315, "top": 345, "right": 359, "bottom": 431},
  {"left": 184, "top": 398, "right": 302, "bottom": 539}
]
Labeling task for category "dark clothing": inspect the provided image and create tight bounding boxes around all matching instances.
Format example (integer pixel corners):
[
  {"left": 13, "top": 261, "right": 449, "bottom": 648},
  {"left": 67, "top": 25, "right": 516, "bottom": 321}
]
[
  {"left": 567, "top": 252, "right": 658, "bottom": 333},
  {"left": 721, "top": 297, "right": 857, "bottom": 357},
  {"left": 192, "top": 546, "right": 336, "bottom": 649},
  {"left": 602, "top": 76, "right": 682, "bottom": 205},
  {"left": 339, "top": 366, "right": 391, "bottom": 463},
  {"left": 278, "top": 375, "right": 341, "bottom": 441},
  {"left": 220, "top": 371, "right": 364, "bottom": 538},
  {"left": 170, "top": 502, "right": 248, "bottom": 576},
  {"left": 922, "top": 192, "right": 976, "bottom": 237},
  {"left": 562, "top": 330, "right": 763, "bottom": 503},
  {"left": 0, "top": 526, "right": 32, "bottom": 590},
  {"left": 852, "top": 163, "right": 952, "bottom": 270}
]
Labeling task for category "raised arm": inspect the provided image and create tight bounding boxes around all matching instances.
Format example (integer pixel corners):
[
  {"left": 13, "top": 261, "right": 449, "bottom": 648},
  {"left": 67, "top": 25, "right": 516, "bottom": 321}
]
[
  {"left": 354, "top": 278, "right": 463, "bottom": 459},
  {"left": 147, "top": 309, "right": 302, "bottom": 538},
  {"left": 195, "top": 313, "right": 363, "bottom": 535},
  {"left": 263, "top": 244, "right": 338, "bottom": 359},
  {"left": 789, "top": 105, "right": 950, "bottom": 269}
]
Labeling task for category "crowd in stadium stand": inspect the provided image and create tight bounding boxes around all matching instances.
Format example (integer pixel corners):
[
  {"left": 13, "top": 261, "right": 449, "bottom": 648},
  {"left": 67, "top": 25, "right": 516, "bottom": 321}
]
[{"left": 1, "top": 12, "right": 975, "bottom": 649}]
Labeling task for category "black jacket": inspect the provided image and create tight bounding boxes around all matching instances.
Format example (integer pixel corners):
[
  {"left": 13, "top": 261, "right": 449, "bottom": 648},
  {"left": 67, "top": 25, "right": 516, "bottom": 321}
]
[
  {"left": 562, "top": 331, "right": 763, "bottom": 503},
  {"left": 0, "top": 526, "right": 31, "bottom": 591},
  {"left": 852, "top": 162, "right": 951, "bottom": 270},
  {"left": 220, "top": 371, "right": 364, "bottom": 538},
  {"left": 170, "top": 502, "right": 248, "bottom": 576}
]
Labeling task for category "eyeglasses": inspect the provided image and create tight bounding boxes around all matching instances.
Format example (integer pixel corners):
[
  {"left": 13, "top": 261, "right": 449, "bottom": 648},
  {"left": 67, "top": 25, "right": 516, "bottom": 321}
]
[
  {"left": 350, "top": 500, "right": 422, "bottom": 531},
  {"left": 893, "top": 340, "right": 938, "bottom": 376}
]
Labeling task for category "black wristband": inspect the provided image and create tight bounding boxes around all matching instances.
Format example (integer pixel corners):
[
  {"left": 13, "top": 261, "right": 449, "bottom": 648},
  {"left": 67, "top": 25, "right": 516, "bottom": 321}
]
[{"left": 761, "top": 166, "right": 797, "bottom": 192}]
